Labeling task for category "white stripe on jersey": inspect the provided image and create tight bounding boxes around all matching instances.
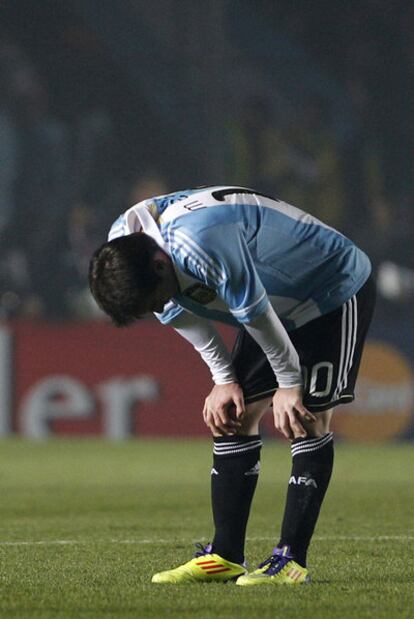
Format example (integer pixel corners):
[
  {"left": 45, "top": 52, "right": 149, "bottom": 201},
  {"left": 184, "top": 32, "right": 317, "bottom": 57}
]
[
  {"left": 167, "top": 229, "right": 226, "bottom": 286},
  {"left": 167, "top": 236, "right": 214, "bottom": 284},
  {"left": 172, "top": 229, "right": 226, "bottom": 282},
  {"left": 230, "top": 290, "right": 267, "bottom": 317}
]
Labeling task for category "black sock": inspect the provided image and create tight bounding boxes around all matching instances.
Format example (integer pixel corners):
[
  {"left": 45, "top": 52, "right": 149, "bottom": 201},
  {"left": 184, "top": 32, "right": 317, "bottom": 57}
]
[
  {"left": 211, "top": 435, "right": 262, "bottom": 564},
  {"left": 278, "top": 432, "right": 334, "bottom": 567}
]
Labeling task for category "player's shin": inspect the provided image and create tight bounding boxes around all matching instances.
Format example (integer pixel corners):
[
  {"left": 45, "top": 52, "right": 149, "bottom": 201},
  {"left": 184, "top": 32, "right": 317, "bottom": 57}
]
[
  {"left": 211, "top": 435, "right": 262, "bottom": 564},
  {"left": 277, "top": 432, "right": 334, "bottom": 567}
]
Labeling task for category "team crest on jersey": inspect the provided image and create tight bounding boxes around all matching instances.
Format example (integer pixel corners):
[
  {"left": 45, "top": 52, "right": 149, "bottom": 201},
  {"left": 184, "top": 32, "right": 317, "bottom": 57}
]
[{"left": 183, "top": 284, "right": 217, "bottom": 305}]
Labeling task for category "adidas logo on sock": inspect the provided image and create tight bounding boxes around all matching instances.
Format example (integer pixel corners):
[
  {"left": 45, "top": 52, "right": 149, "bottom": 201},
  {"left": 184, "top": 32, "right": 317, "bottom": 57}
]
[
  {"left": 244, "top": 461, "right": 261, "bottom": 476},
  {"left": 289, "top": 475, "right": 318, "bottom": 488},
  {"left": 211, "top": 467, "right": 219, "bottom": 476}
]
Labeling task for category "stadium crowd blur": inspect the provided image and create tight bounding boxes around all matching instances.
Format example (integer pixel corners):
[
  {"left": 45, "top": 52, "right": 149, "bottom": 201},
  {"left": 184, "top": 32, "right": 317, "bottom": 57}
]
[{"left": 0, "top": 1, "right": 413, "bottom": 321}]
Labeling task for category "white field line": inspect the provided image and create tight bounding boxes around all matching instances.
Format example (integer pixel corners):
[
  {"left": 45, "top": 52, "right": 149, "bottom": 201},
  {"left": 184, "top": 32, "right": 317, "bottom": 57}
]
[{"left": 1, "top": 535, "right": 414, "bottom": 547}]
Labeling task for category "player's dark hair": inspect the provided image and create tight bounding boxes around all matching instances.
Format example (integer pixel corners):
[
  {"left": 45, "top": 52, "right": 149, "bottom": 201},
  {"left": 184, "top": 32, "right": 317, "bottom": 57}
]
[{"left": 89, "top": 233, "right": 161, "bottom": 327}]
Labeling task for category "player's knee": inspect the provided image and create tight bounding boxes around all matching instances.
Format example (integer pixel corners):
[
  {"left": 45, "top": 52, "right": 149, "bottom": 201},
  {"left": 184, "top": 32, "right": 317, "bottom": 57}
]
[
  {"left": 238, "top": 398, "right": 271, "bottom": 435},
  {"left": 303, "top": 409, "right": 333, "bottom": 437}
]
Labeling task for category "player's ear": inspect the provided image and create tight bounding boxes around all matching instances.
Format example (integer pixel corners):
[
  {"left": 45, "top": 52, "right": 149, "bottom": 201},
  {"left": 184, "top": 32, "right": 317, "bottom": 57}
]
[
  {"left": 153, "top": 259, "right": 166, "bottom": 275},
  {"left": 151, "top": 251, "right": 170, "bottom": 278}
]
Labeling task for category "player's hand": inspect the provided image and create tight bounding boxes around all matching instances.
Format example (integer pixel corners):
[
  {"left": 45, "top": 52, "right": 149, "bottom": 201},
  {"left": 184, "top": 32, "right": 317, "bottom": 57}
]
[
  {"left": 203, "top": 383, "right": 245, "bottom": 436},
  {"left": 272, "top": 386, "right": 316, "bottom": 440}
]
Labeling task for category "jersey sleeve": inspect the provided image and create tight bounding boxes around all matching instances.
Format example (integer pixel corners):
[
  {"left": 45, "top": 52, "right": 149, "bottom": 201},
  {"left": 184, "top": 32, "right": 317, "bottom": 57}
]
[
  {"left": 170, "top": 224, "right": 268, "bottom": 324},
  {"left": 170, "top": 311, "right": 236, "bottom": 384},
  {"left": 244, "top": 302, "right": 302, "bottom": 387},
  {"left": 154, "top": 299, "right": 185, "bottom": 325}
]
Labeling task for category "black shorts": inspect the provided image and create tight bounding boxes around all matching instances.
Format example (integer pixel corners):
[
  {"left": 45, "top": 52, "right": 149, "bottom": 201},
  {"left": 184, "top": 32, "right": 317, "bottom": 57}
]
[{"left": 231, "top": 275, "right": 376, "bottom": 412}]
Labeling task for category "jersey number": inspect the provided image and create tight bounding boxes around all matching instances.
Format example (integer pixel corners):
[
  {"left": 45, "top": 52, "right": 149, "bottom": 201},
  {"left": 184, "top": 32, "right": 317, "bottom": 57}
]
[{"left": 302, "top": 362, "right": 334, "bottom": 398}]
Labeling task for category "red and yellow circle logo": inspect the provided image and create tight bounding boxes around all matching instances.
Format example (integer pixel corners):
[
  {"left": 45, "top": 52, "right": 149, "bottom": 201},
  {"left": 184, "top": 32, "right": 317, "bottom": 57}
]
[{"left": 333, "top": 341, "right": 414, "bottom": 442}]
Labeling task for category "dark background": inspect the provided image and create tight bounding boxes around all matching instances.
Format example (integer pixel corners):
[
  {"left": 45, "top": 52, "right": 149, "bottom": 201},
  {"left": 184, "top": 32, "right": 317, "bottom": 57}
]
[{"left": 0, "top": 0, "right": 413, "bottom": 320}]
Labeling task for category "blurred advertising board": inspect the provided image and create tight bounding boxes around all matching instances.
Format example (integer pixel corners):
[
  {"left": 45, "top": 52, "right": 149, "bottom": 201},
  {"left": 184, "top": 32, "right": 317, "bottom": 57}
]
[
  {"left": 0, "top": 321, "right": 212, "bottom": 439},
  {"left": 0, "top": 319, "right": 413, "bottom": 441},
  {"left": 332, "top": 341, "right": 414, "bottom": 441}
]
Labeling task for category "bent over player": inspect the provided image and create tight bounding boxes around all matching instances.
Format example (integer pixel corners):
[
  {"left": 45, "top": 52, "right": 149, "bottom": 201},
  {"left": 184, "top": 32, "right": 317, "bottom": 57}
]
[{"left": 89, "top": 186, "right": 375, "bottom": 586}]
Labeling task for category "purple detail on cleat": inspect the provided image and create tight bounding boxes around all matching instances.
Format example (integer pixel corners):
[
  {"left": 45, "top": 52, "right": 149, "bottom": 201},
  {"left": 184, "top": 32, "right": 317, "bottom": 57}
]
[
  {"left": 258, "top": 545, "right": 294, "bottom": 576},
  {"left": 193, "top": 542, "right": 247, "bottom": 568},
  {"left": 273, "top": 545, "right": 294, "bottom": 559},
  {"left": 194, "top": 542, "right": 213, "bottom": 557}
]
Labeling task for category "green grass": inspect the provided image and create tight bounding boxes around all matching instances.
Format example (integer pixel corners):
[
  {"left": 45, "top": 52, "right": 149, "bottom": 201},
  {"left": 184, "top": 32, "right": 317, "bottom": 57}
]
[{"left": 0, "top": 439, "right": 413, "bottom": 619}]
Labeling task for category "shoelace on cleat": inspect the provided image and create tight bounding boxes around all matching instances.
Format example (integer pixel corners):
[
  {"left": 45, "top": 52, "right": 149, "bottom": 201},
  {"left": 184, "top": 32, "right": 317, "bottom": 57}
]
[
  {"left": 258, "top": 547, "right": 294, "bottom": 576},
  {"left": 194, "top": 542, "right": 213, "bottom": 557},
  {"left": 193, "top": 543, "right": 247, "bottom": 569}
]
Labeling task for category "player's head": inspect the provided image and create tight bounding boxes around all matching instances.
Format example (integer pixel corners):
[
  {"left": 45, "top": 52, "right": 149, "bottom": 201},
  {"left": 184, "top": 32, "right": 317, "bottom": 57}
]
[{"left": 89, "top": 232, "right": 178, "bottom": 326}]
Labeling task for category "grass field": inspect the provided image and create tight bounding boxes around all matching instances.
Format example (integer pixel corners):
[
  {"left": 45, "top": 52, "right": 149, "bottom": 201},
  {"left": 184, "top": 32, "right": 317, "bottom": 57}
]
[{"left": 0, "top": 439, "right": 413, "bottom": 619}]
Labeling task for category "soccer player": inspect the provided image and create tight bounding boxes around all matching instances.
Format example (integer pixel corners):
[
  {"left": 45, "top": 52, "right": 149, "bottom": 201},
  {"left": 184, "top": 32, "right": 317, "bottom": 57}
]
[{"left": 89, "top": 186, "right": 375, "bottom": 585}]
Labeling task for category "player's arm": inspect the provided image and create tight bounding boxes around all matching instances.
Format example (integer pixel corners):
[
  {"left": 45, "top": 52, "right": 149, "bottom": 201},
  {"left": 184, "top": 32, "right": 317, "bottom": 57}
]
[
  {"left": 170, "top": 311, "right": 245, "bottom": 435},
  {"left": 154, "top": 301, "right": 244, "bottom": 434}
]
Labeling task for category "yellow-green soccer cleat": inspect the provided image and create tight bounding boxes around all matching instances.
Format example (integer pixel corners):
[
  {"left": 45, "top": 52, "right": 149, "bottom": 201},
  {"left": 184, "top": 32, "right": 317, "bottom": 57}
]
[
  {"left": 151, "top": 543, "right": 247, "bottom": 584},
  {"left": 236, "top": 545, "right": 310, "bottom": 586}
]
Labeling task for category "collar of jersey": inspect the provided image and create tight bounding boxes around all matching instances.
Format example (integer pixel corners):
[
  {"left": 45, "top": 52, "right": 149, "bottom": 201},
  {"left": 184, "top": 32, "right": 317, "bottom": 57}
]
[{"left": 126, "top": 204, "right": 168, "bottom": 250}]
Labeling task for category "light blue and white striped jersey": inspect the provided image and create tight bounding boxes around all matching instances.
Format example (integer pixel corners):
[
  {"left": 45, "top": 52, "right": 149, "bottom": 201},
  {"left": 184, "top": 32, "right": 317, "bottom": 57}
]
[{"left": 108, "top": 186, "right": 371, "bottom": 331}]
